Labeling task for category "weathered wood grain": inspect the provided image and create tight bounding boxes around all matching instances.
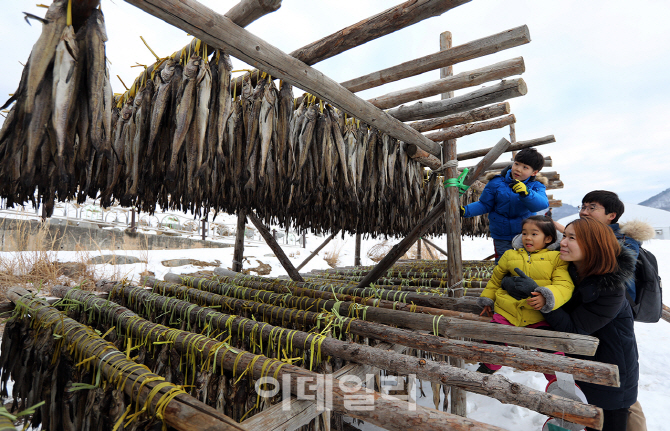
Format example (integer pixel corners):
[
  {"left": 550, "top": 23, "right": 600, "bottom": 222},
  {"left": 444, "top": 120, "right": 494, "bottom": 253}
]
[
  {"left": 457, "top": 135, "right": 555, "bottom": 161},
  {"left": 368, "top": 57, "right": 524, "bottom": 110},
  {"left": 387, "top": 78, "right": 527, "bottom": 122},
  {"left": 426, "top": 114, "right": 516, "bottom": 141},
  {"left": 342, "top": 25, "right": 531, "bottom": 93}
]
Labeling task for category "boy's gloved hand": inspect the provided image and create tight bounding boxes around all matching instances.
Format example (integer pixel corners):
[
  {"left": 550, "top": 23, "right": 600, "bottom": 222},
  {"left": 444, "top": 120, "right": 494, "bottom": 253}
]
[
  {"left": 459, "top": 206, "right": 465, "bottom": 217},
  {"left": 501, "top": 275, "right": 531, "bottom": 300},
  {"left": 510, "top": 179, "right": 529, "bottom": 197},
  {"left": 513, "top": 268, "right": 539, "bottom": 296}
]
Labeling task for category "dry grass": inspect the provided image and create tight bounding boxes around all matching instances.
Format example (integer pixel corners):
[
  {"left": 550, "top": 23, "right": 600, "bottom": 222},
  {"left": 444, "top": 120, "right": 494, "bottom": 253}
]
[
  {"left": 0, "top": 220, "right": 100, "bottom": 301},
  {"left": 367, "top": 240, "right": 391, "bottom": 262},
  {"left": 323, "top": 241, "right": 344, "bottom": 268}
]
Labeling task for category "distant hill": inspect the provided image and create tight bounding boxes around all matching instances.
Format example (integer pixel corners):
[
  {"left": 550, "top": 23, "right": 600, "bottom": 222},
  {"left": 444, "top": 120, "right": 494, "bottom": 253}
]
[
  {"left": 549, "top": 203, "right": 579, "bottom": 220},
  {"left": 639, "top": 188, "right": 670, "bottom": 212}
]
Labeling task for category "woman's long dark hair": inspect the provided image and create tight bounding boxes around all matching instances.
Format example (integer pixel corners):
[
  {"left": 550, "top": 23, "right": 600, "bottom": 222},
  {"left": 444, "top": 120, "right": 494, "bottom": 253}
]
[{"left": 565, "top": 217, "right": 620, "bottom": 278}]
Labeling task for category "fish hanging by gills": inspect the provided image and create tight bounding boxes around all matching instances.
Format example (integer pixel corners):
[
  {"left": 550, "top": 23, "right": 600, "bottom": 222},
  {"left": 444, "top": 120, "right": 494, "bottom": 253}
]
[
  {"left": 216, "top": 51, "right": 233, "bottom": 163},
  {"left": 258, "top": 79, "right": 277, "bottom": 180},
  {"left": 52, "top": 25, "right": 80, "bottom": 190},
  {"left": 166, "top": 55, "right": 201, "bottom": 183}
]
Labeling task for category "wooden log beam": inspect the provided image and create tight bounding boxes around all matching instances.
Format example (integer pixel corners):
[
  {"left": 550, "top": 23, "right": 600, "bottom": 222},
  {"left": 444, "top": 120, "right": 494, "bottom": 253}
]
[
  {"left": 167, "top": 274, "right": 600, "bottom": 355},
  {"left": 5, "top": 287, "right": 249, "bottom": 431},
  {"left": 139, "top": 278, "right": 616, "bottom": 389},
  {"left": 547, "top": 181, "right": 565, "bottom": 191},
  {"left": 368, "top": 57, "right": 525, "bottom": 110},
  {"left": 662, "top": 303, "right": 670, "bottom": 324},
  {"left": 549, "top": 199, "right": 563, "bottom": 207},
  {"left": 419, "top": 237, "right": 449, "bottom": 257},
  {"left": 290, "top": 0, "right": 471, "bottom": 65},
  {"left": 49, "top": 287, "right": 479, "bottom": 431},
  {"left": 296, "top": 230, "right": 340, "bottom": 271},
  {"left": 426, "top": 114, "right": 516, "bottom": 142},
  {"left": 232, "top": 208, "right": 247, "bottom": 272},
  {"left": 387, "top": 78, "right": 527, "bottom": 122},
  {"left": 341, "top": 25, "right": 531, "bottom": 93},
  {"left": 125, "top": 0, "right": 443, "bottom": 156},
  {"left": 460, "top": 156, "right": 552, "bottom": 173},
  {"left": 247, "top": 212, "right": 303, "bottom": 281},
  {"left": 409, "top": 102, "right": 510, "bottom": 133},
  {"left": 406, "top": 144, "right": 442, "bottom": 170},
  {"left": 457, "top": 135, "right": 556, "bottom": 161}
]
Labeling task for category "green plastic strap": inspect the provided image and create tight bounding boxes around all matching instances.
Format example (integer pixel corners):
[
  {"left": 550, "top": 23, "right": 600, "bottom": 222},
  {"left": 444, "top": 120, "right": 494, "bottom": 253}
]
[{"left": 443, "top": 167, "right": 470, "bottom": 196}]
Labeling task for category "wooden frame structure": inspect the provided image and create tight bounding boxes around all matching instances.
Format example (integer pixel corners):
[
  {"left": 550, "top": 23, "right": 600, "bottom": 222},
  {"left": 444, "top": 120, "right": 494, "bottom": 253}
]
[{"left": 0, "top": 0, "right": 580, "bottom": 430}]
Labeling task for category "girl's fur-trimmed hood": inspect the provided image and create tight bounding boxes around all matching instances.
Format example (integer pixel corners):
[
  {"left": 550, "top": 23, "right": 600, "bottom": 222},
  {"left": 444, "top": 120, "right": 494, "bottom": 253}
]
[{"left": 619, "top": 220, "right": 656, "bottom": 243}]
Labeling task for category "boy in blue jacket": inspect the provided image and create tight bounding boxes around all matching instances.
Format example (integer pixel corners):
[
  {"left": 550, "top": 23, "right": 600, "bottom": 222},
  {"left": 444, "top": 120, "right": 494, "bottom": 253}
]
[{"left": 460, "top": 148, "right": 548, "bottom": 261}]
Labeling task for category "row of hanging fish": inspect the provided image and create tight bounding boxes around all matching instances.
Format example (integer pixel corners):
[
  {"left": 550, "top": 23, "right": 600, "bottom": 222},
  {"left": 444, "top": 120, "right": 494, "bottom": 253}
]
[{"left": 0, "top": 1, "right": 455, "bottom": 237}]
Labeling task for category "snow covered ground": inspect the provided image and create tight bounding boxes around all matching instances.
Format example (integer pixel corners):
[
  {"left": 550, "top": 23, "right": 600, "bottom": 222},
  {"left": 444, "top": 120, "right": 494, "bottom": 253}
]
[{"left": 1, "top": 216, "right": 668, "bottom": 430}]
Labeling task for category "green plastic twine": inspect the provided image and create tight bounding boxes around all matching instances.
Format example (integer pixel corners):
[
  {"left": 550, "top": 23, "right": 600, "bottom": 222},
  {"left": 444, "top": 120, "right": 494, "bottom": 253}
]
[{"left": 443, "top": 167, "right": 470, "bottom": 195}]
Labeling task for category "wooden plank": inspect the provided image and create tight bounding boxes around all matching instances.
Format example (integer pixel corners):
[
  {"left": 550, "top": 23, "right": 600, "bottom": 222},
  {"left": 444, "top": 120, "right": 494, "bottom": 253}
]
[
  {"left": 247, "top": 212, "right": 304, "bottom": 281},
  {"left": 457, "top": 135, "right": 556, "bottom": 161},
  {"left": 662, "top": 303, "right": 670, "bottom": 323},
  {"left": 408, "top": 102, "right": 510, "bottom": 133},
  {"left": 354, "top": 138, "right": 511, "bottom": 290},
  {"left": 426, "top": 114, "right": 516, "bottom": 142},
  {"left": 405, "top": 144, "right": 442, "bottom": 170},
  {"left": 354, "top": 233, "right": 362, "bottom": 266},
  {"left": 387, "top": 78, "right": 527, "bottom": 122},
  {"left": 289, "top": 0, "right": 471, "bottom": 65},
  {"left": 124, "top": 0, "right": 443, "bottom": 156},
  {"left": 420, "top": 236, "right": 449, "bottom": 257},
  {"left": 341, "top": 25, "right": 531, "bottom": 93},
  {"left": 368, "top": 57, "right": 525, "bottom": 110},
  {"left": 459, "top": 156, "right": 552, "bottom": 173},
  {"left": 296, "top": 230, "right": 340, "bottom": 271}
]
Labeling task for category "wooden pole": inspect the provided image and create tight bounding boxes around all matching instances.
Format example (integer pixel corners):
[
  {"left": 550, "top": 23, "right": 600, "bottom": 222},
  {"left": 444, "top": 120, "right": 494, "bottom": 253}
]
[
  {"left": 387, "top": 78, "right": 527, "bottom": 122},
  {"left": 408, "top": 102, "right": 510, "bottom": 133},
  {"left": 662, "top": 303, "right": 670, "bottom": 323},
  {"left": 426, "top": 114, "right": 516, "bottom": 142},
  {"left": 421, "top": 236, "right": 449, "bottom": 257},
  {"left": 289, "top": 0, "right": 471, "bottom": 65},
  {"left": 341, "top": 25, "right": 530, "bottom": 93},
  {"left": 232, "top": 208, "right": 246, "bottom": 272},
  {"left": 165, "top": 274, "right": 600, "bottom": 355},
  {"left": 138, "top": 278, "right": 617, "bottom": 389},
  {"left": 354, "top": 138, "right": 512, "bottom": 291},
  {"left": 406, "top": 145, "right": 442, "bottom": 170},
  {"left": 201, "top": 219, "right": 206, "bottom": 241},
  {"left": 460, "top": 156, "right": 552, "bottom": 173},
  {"left": 440, "top": 30, "right": 467, "bottom": 417},
  {"left": 416, "top": 238, "right": 422, "bottom": 259},
  {"left": 355, "top": 233, "right": 362, "bottom": 266},
  {"left": 125, "top": 0, "right": 444, "bottom": 156},
  {"left": 247, "top": 212, "right": 304, "bottom": 281},
  {"left": 457, "top": 135, "right": 556, "bottom": 161},
  {"left": 423, "top": 239, "right": 436, "bottom": 259},
  {"left": 367, "top": 57, "right": 525, "bottom": 110},
  {"left": 5, "top": 287, "right": 250, "bottom": 431},
  {"left": 296, "top": 230, "right": 340, "bottom": 271}
]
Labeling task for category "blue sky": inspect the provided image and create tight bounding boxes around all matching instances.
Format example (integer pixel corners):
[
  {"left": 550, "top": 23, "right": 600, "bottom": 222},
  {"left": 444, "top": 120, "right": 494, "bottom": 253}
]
[{"left": 1, "top": 0, "right": 668, "bottom": 207}]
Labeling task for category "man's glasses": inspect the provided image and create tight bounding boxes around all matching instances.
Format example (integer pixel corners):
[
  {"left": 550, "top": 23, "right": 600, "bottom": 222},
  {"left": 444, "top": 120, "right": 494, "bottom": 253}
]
[{"left": 578, "top": 204, "right": 604, "bottom": 213}]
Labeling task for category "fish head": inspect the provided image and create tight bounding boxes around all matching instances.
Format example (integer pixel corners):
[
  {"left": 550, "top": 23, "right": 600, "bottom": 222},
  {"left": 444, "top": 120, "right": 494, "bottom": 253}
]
[
  {"left": 241, "top": 75, "right": 253, "bottom": 99},
  {"left": 264, "top": 81, "right": 278, "bottom": 104},
  {"left": 184, "top": 55, "right": 202, "bottom": 78},
  {"left": 160, "top": 58, "right": 177, "bottom": 82}
]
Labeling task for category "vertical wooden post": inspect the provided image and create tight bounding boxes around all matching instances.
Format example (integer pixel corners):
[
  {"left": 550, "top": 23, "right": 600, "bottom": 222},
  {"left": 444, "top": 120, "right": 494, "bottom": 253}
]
[
  {"left": 441, "top": 30, "right": 467, "bottom": 417},
  {"left": 416, "top": 239, "right": 422, "bottom": 260},
  {"left": 131, "top": 209, "right": 136, "bottom": 232},
  {"left": 302, "top": 233, "right": 306, "bottom": 248},
  {"left": 202, "top": 219, "right": 207, "bottom": 241},
  {"left": 233, "top": 208, "right": 246, "bottom": 273},
  {"left": 355, "top": 233, "right": 362, "bottom": 266}
]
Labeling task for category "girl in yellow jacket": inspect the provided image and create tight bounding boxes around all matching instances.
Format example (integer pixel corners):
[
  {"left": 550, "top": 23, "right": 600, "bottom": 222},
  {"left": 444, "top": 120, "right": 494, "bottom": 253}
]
[{"left": 476, "top": 215, "right": 574, "bottom": 374}]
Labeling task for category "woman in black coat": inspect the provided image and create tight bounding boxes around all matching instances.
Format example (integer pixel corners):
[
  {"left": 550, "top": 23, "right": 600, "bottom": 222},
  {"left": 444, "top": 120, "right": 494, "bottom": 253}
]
[{"left": 536, "top": 217, "right": 639, "bottom": 431}]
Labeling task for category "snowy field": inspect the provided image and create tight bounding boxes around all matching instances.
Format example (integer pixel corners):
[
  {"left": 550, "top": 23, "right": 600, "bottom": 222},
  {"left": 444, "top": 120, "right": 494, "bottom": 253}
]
[{"left": 1, "top": 218, "right": 668, "bottom": 430}]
